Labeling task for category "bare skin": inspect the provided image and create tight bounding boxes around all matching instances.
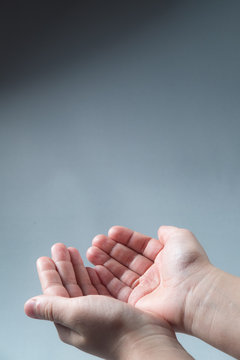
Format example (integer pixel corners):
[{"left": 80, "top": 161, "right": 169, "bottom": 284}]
[
  {"left": 87, "top": 225, "right": 240, "bottom": 359},
  {"left": 24, "top": 244, "right": 193, "bottom": 360},
  {"left": 86, "top": 225, "right": 211, "bottom": 331}
]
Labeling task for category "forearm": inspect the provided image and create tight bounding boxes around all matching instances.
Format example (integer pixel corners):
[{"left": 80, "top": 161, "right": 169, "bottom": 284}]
[{"left": 186, "top": 265, "right": 240, "bottom": 359}]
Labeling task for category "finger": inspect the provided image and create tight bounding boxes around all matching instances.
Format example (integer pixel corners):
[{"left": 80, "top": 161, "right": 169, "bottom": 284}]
[
  {"left": 108, "top": 226, "right": 163, "bottom": 261},
  {"left": 157, "top": 225, "right": 184, "bottom": 244},
  {"left": 24, "top": 295, "right": 78, "bottom": 325},
  {"left": 87, "top": 246, "right": 140, "bottom": 288},
  {"left": 25, "top": 294, "right": 108, "bottom": 325},
  {"left": 24, "top": 295, "right": 116, "bottom": 352},
  {"left": 94, "top": 265, "right": 132, "bottom": 302},
  {"left": 51, "top": 243, "right": 83, "bottom": 297},
  {"left": 68, "top": 247, "right": 98, "bottom": 295},
  {"left": 37, "top": 256, "right": 69, "bottom": 297},
  {"left": 87, "top": 240, "right": 152, "bottom": 276},
  {"left": 86, "top": 267, "right": 112, "bottom": 296}
]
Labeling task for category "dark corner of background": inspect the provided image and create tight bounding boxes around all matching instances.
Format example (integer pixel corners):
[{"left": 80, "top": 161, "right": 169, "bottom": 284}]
[{"left": 0, "top": 0, "right": 178, "bottom": 89}]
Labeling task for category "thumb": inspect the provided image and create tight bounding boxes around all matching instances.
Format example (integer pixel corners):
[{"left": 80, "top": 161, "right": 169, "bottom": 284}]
[
  {"left": 24, "top": 295, "right": 73, "bottom": 324},
  {"left": 157, "top": 225, "right": 180, "bottom": 244}
]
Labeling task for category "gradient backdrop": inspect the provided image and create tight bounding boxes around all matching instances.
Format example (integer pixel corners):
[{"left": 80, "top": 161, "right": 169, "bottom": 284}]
[{"left": 1, "top": 1, "right": 240, "bottom": 359}]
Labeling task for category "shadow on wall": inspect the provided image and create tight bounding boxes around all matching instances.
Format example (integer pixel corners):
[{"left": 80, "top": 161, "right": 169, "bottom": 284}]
[{"left": 0, "top": 0, "right": 178, "bottom": 89}]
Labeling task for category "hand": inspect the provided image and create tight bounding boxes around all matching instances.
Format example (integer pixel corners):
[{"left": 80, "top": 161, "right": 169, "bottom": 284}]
[
  {"left": 24, "top": 244, "right": 193, "bottom": 360},
  {"left": 87, "top": 226, "right": 240, "bottom": 359},
  {"left": 86, "top": 225, "right": 214, "bottom": 332}
]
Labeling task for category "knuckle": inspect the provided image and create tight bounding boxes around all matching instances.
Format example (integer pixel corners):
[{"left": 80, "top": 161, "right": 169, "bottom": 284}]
[
  {"left": 73, "top": 335, "right": 86, "bottom": 350},
  {"left": 58, "top": 332, "right": 69, "bottom": 344},
  {"left": 44, "top": 302, "right": 54, "bottom": 321},
  {"left": 55, "top": 324, "right": 71, "bottom": 345}
]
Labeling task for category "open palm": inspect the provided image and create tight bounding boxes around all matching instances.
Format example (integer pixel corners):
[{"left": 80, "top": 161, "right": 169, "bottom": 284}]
[
  {"left": 33, "top": 244, "right": 188, "bottom": 359},
  {"left": 36, "top": 243, "right": 113, "bottom": 339},
  {"left": 87, "top": 225, "right": 211, "bottom": 331}
]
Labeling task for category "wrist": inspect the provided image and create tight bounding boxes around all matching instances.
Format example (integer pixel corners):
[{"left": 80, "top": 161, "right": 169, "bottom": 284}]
[
  {"left": 184, "top": 264, "right": 240, "bottom": 358},
  {"left": 113, "top": 321, "right": 193, "bottom": 360},
  {"left": 184, "top": 263, "right": 220, "bottom": 336}
]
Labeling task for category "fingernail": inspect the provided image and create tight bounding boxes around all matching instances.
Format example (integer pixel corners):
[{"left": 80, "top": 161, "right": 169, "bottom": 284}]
[{"left": 25, "top": 298, "right": 38, "bottom": 319}]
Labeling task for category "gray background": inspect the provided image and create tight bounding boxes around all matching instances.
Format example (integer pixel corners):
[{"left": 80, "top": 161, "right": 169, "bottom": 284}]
[{"left": 0, "top": 1, "right": 239, "bottom": 359}]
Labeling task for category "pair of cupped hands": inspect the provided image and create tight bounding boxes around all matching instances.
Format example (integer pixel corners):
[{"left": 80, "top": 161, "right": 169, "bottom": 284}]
[{"left": 24, "top": 225, "right": 218, "bottom": 359}]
